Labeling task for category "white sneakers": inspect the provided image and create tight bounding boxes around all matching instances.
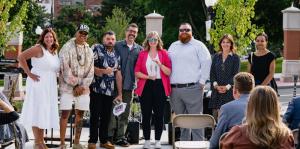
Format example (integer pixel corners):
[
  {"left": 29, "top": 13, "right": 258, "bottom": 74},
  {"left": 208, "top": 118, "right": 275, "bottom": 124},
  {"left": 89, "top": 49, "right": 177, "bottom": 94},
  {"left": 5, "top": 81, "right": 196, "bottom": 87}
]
[
  {"left": 143, "top": 140, "right": 151, "bottom": 149},
  {"left": 154, "top": 140, "right": 161, "bottom": 148},
  {"left": 143, "top": 140, "right": 161, "bottom": 149}
]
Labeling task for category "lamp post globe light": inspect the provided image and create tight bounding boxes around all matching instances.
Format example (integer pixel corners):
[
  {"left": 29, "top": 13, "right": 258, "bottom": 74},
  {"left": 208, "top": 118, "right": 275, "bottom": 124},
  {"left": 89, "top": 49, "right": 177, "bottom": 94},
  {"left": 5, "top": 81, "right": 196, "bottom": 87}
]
[
  {"left": 205, "top": 0, "right": 217, "bottom": 47},
  {"left": 205, "top": 0, "right": 218, "bottom": 8},
  {"left": 35, "top": 26, "right": 43, "bottom": 35}
]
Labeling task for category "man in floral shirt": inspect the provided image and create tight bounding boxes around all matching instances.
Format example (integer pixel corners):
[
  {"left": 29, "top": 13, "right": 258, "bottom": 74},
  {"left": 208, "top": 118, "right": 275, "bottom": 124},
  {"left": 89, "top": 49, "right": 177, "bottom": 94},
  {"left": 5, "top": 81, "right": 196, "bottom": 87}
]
[
  {"left": 88, "top": 31, "right": 122, "bottom": 149},
  {"left": 59, "top": 24, "right": 94, "bottom": 149}
]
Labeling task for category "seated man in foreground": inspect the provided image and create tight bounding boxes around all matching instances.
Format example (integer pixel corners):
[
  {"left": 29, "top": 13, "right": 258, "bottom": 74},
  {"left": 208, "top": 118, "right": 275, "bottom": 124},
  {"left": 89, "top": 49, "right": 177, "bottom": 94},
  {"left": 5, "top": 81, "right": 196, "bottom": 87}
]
[{"left": 209, "top": 72, "right": 254, "bottom": 149}]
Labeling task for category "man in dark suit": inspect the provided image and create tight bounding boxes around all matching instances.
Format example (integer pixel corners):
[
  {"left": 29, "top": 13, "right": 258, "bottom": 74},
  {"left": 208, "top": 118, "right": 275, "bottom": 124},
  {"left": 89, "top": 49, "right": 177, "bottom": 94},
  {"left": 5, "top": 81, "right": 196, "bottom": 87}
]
[
  {"left": 209, "top": 72, "right": 255, "bottom": 149},
  {"left": 283, "top": 96, "right": 300, "bottom": 130}
]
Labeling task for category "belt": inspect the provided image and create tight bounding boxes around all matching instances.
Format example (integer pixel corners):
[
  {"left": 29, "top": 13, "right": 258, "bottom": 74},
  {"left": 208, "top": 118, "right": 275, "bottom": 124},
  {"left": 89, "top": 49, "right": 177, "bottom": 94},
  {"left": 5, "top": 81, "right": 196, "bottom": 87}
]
[{"left": 171, "top": 83, "right": 196, "bottom": 88}]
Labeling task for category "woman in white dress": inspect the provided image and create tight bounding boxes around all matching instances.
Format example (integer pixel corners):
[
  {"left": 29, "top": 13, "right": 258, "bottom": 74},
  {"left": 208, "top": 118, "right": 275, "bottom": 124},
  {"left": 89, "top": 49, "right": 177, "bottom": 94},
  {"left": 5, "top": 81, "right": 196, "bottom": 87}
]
[{"left": 18, "top": 28, "right": 60, "bottom": 149}]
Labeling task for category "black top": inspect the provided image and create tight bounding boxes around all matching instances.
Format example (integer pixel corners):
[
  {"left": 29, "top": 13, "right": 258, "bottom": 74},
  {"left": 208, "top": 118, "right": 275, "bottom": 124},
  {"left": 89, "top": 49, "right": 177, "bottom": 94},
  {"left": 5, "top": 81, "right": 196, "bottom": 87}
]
[
  {"left": 0, "top": 111, "right": 19, "bottom": 125},
  {"left": 248, "top": 52, "right": 275, "bottom": 85},
  {"left": 209, "top": 52, "right": 240, "bottom": 109}
]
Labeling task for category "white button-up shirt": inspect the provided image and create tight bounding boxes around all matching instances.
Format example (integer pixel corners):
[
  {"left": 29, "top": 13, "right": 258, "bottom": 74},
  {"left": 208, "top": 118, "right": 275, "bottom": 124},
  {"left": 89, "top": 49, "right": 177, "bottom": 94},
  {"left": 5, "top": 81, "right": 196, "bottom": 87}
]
[{"left": 168, "top": 38, "right": 211, "bottom": 85}]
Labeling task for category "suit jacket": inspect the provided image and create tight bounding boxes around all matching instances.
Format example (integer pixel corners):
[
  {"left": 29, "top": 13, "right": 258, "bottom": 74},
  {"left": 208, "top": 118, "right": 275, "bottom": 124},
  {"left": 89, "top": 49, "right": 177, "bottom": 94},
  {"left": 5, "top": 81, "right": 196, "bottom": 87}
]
[
  {"left": 283, "top": 96, "right": 300, "bottom": 130},
  {"left": 209, "top": 94, "right": 250, "bottom": 149}
]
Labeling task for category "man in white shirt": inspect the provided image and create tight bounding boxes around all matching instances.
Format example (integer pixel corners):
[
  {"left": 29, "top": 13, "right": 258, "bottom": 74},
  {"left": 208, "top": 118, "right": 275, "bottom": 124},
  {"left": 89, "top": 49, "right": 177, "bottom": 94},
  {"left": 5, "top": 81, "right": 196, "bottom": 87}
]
[{"left": 168, "top": 22, "right": 212, "bottom": 141}]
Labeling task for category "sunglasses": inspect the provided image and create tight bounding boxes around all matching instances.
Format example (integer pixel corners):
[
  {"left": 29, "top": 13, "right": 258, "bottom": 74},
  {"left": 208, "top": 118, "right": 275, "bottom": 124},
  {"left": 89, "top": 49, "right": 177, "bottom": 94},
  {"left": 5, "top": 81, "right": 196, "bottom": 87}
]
[
  {"left": 148, "top": 38, "right": 158, "bottom": 43},
  {"left": 179, "top": 28, "right": 191, "bottom": 32},
  {"left": 79, "top": 31, "right": 88, "bottom": 36}
]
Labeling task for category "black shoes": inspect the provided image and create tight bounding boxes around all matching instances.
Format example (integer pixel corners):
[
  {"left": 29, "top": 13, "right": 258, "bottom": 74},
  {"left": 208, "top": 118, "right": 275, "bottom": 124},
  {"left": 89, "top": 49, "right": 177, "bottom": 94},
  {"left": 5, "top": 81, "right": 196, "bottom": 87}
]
[{"left": 115, "top": 139, "right": 130, "bottom": 147}]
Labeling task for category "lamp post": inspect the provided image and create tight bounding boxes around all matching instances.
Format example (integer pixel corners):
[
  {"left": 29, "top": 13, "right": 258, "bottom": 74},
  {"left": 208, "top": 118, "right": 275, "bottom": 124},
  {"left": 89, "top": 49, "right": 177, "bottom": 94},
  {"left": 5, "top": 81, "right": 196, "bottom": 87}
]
[
  {"left": 35, "top": 26, "right": 43, "bottom": 35},
  {"left": 205, "top": 0, "right": 217, "bottom": 53}
]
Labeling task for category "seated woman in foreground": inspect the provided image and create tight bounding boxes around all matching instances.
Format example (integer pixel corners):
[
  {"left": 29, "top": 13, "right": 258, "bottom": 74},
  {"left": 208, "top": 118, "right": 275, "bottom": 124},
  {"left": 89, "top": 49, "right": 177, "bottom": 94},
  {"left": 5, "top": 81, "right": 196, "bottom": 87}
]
[
  {"left": 0, "top": 93, "right": 19, "bottom": 125},
  {"left": 220, "top": 86, "right": 295, "bottom": 149}
]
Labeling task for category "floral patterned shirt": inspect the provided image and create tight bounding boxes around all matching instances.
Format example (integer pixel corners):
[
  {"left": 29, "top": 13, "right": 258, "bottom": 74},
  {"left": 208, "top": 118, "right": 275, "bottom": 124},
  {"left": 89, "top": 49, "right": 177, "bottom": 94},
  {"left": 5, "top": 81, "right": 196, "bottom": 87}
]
[
  {"left": 90, "top": 44, "right": 121, "bottom": 96},
  {"left": 58, "top": 38, "right": 94, "bottom": 94}
]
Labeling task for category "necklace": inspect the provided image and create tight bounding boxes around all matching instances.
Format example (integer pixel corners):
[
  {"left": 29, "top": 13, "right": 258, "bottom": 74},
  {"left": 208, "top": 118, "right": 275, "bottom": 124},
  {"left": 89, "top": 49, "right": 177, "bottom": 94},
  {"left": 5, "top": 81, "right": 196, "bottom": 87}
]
[{"left": 75, "top": 41, "right": 87, "bottom": 66}]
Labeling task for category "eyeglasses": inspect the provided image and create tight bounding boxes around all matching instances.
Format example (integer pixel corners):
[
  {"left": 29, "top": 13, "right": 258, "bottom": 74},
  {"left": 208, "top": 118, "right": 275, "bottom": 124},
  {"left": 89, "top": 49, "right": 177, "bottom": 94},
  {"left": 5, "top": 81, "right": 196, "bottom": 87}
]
[
  {"left": 79, "top": 31, "right": 88, "bottom": 36},
  {"left": 148, "top": 38, "right": 158, "bottom": 43},
  {"left": 179, "top": 28, "right": 191, "bottom": 32},
  {"left": 127, "top": 29, "right": 137, "bottom": 34}
]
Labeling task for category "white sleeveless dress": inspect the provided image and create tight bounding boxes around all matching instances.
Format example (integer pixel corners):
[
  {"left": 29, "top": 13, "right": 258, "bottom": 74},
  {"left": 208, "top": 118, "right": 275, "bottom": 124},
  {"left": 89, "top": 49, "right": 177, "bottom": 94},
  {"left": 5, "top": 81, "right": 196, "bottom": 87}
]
[{"left": 20, "top": 46, "right": 60, "bottom": 130}]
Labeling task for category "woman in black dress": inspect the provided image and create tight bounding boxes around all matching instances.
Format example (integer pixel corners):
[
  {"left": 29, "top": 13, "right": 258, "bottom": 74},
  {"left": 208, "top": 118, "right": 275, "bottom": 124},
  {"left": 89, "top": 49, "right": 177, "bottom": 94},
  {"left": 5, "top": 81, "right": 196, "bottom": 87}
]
[
  {"left": 247, "top": 33, "right": 277, "bottom": 93},
  {"left": 209, "top": 34, "right": 240, "bottom": 120}
]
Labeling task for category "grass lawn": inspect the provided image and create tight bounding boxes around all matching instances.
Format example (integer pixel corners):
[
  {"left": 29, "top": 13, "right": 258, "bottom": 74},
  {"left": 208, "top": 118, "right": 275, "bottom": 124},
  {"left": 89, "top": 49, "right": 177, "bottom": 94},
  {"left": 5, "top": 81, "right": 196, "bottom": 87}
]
[
  {"left": 240, "top": 57, "right": 283, "bottom": 73},
  {"left": 0, "top": 79, "right": 26, "bottom": 87}
]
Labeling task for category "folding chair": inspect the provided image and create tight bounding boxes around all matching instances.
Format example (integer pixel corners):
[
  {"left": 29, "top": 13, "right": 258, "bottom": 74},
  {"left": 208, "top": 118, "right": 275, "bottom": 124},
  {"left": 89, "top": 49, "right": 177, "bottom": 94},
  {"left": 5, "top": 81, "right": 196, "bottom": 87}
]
[
  {"left": 172, "top": 114, "right": 216, "bottom": 149},
  {"left": 293, "top": 129, "right": 299, "bottom": 147}
]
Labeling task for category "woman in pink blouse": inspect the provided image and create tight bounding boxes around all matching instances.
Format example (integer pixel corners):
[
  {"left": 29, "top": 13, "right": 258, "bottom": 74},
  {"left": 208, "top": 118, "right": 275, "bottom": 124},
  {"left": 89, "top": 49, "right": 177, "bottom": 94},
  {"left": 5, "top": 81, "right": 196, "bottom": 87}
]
[{"left": 134, "top": 31, "right": 171, "bottom": 149}]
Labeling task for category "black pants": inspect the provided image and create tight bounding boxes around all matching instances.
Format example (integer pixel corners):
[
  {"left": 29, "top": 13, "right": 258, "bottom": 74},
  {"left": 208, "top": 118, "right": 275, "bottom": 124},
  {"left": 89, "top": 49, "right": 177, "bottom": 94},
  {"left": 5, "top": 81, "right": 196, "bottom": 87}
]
[
  {"left": 140, "top": 79, "right": 166, "bottom": 140},
  {"left": 88, "top": 91, "right": 114, "bottom": 144}
]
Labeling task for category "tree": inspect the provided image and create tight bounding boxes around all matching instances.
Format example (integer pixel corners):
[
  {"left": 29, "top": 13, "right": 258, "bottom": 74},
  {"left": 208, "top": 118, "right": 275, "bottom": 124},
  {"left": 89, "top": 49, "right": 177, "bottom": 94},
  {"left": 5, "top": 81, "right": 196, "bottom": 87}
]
[
  {"left": 52, "top": 4, "right": 103, "bottom": 45},
  {"left": 9, "top": 0, "right": 48, "bottom": 50},
  {"left": 253, "top": 0, "right": 290, "bottom": 57},
  {"left": 0, "top": 0, "right": 28, "bottom": 54},
  {"left": 101, "top": 7, "right": 131, "bottom": 41},
  {"left": 101, "top": 0, "right": 147, "bottom": 43},
  {"left": 210, "top": 0, "right": 262, "bottom": 55},
  {"left": 101, "top": 0, "right": 207, "bottom": 48}
]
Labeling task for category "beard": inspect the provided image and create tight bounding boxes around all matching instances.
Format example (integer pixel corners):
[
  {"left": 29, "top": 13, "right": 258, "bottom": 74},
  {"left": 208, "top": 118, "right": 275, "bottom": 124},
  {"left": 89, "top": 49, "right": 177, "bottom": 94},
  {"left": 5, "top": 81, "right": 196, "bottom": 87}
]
[
  {"left": 179, "top": 33, "right": 192, "bottom": 44},
  {"left": 104, "top": 43, "right": 114, "bottom": 50}
]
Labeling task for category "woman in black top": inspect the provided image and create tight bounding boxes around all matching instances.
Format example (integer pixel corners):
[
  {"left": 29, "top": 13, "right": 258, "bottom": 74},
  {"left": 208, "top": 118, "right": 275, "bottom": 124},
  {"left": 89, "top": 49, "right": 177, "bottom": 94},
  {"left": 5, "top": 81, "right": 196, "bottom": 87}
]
[
  {"left": 209, "top": 34, "right": 240, "bottom": 120},
  {"left": 0, "top": 95, "right": 19, "bottom": 125},
  {"left": 247, "top": 33, "right": 277, "bottom": 91}
]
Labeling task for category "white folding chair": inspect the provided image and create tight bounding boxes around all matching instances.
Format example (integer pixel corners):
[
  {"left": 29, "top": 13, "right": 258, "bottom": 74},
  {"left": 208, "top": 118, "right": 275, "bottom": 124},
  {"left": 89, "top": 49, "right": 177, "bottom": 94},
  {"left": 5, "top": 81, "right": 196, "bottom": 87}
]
[{"left": 172, "top": 114, "right": 216, "bottom": 149}]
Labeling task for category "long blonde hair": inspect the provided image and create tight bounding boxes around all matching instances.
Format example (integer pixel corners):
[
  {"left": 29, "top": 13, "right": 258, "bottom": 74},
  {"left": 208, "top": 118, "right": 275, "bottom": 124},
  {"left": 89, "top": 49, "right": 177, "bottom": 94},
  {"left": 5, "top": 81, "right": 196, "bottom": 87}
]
[{"left": 245, "top": 86, "right": 291, "bottom": 148}]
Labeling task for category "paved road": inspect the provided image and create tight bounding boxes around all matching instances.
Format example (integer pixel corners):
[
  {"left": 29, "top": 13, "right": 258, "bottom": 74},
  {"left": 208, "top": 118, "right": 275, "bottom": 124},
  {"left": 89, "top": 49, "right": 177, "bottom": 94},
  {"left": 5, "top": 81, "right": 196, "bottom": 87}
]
[{"left": 278, "top": 87, "right": 300, "bottom": 114}]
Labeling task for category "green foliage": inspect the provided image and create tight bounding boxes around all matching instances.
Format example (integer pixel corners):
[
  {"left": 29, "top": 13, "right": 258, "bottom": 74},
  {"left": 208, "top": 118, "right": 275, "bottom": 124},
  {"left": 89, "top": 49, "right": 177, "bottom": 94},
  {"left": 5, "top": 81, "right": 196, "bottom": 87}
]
[
  {"left": 52, "top": 4, "right": 103, "bottom": 46},
  {"left": 135, "top": 0, "right": 207, "bottom": 48},
  {"left": 210, "top": 0, "right": 263, "bottom": 55},
  {"left": 9, "top": 0, "right": 48, "bottom": 50},
  {"left": 253, "top": 0, "right": 290, "bottom": 57},
  {"left": 101, "top": 0, "right": 146, "bottom": 43},
  {"left": 101, "top": 0, "right": 207, "bottom": 48},
  {"left": 101, "top": 7, "right": 131, "bottom": 41},
  {"left": 0, "top": 0, "right": 28, "bottom": 55}
]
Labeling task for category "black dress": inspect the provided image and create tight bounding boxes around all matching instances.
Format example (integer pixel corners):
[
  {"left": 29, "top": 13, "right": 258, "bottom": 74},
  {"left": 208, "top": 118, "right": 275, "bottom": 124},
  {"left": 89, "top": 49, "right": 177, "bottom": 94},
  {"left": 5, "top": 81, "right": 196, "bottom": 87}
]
[
  {"left": 209, "top": 52, "right": 240, "bottom": 109},
  {"left": 248, "top": 52, "right": 275, "bottom": 85}
]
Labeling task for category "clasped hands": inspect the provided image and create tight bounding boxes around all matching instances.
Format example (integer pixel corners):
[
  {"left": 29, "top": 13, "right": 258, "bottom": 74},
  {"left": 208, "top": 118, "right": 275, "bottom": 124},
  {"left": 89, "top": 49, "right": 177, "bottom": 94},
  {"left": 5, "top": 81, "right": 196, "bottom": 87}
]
[
  {"left": 215, "top": 85, "right": 227, "bottom": 94},
  {"left": 73, "top": 85, "right": 85, "bottom": 97}
]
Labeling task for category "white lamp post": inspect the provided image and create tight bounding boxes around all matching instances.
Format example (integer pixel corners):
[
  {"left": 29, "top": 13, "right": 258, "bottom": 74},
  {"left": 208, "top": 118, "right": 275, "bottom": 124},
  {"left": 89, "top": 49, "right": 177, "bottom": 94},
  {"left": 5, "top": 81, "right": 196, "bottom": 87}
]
[
  {"left": 205, "top": 0, "right": 218, "bottom": 8},
  {"left": 204, "top": 0, "right": 218, "bottom": 41},
  {"left": 35, "top": 26, "right": 43, "bottom": 35}
]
